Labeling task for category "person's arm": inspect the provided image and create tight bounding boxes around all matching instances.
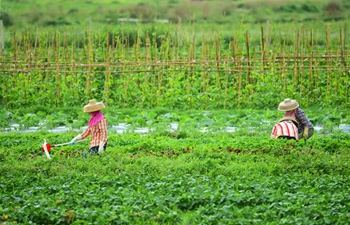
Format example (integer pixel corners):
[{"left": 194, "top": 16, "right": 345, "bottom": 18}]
[
  {"left": 98, "top": 118, "right": 108, "bottom": 143},
  {"left": 71, "top": 127, "right": 90, "bottom": 143},
  {"left": 295, "top": 108, "right": 309, "bottom": 127},
  {"left": 295, "top": 108, "right": 312, "bottom": 138},
  {"left": 80, "top": 127, "right": 91, "bottom": 139}
]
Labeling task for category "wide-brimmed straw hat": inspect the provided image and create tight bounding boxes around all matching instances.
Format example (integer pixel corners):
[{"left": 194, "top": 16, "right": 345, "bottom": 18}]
[
  {"left": 278, "top": 116, "right": 299, "bottom": 127},
  {"left": 83, "top": 99, "right": 105, "bottom": 113},
  {"left": 278, "top": 98, "right": 299, "bottom": 111}
]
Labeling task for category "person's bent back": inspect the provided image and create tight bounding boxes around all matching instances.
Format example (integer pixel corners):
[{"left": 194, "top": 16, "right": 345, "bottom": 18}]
[{"left": 271, "top": 117, "right": 299, "bottom": 141}]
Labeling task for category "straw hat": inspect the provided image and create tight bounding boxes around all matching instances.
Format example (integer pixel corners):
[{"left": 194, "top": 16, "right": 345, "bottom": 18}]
[
  {"left": 278, "top": 116, "right": 299, "bottom": 127},
  {"left": 83, "top": 99, "right": 105, "bottom": 113},
  {"left": 278, "top": 98, "right": 299, "bottom": 111}
]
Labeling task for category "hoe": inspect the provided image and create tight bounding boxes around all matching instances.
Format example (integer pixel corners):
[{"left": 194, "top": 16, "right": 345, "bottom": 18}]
[{"left": 41, "top": 138, "right": 87, "bottom": 159}]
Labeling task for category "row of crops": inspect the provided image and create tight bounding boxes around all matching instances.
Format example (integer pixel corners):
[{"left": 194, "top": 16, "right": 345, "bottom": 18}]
[
  {"left": 0, "top": 22, "right": 349, "bottom": 109},
  {"left": 1, "top": 107, "right": 349, "bottom": 224},
  {"left": 1, "top": 124, "right": 350, "bottom": 224}
]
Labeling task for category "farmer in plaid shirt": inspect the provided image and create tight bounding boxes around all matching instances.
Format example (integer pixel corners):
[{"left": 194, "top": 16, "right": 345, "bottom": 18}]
[
  {"left": 278, "top": 98, "right": 314, "bottom": 140},
  {"left": 71, "top": 99, "right": 108, "bottom": 155}
]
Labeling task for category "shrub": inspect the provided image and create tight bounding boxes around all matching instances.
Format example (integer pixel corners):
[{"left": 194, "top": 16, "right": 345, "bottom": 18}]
[
  {"left": 300, "top": 3, "right": 319, "bottom": 13},
  {"left": 124, "top": 3, "right": 158, "bottom": 21},
  {"left": 0, "top": 9, "right": 14, "bottom": 27},
  {"left": 42, "top": 18, "right": 71, "bottom": 26},
  {"left": 323, "top": 2, "right": 341, "bottom": 16}
]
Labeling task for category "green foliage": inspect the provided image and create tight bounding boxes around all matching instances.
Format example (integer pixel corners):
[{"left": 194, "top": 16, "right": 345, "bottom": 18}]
[
  {"left": 1, "top": 19, "right": 348, "bottom": 110},
  {"left": 1, "top": 0, "right": 349, "bottom": 30},
  {"left": 0, "top": 8, "right": 14, "bottom": 27},
  {"left": 1, "top": 127, "right": 350, "bottom": 224},
  {"left": 0, "top": 107, "right": 350, "bottom": 224}
]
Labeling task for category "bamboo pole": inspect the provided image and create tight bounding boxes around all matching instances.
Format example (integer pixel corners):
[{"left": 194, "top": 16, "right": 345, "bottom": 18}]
[
  {"left": 134, "top": 28, "right": 141, "bottom": 107},
  {"left": 70, "top": 29, "right": 77, "bottom": 102},
  {"left": 142, "top": 31, "right": 150, "bottom": 108},
  {"left": 186, "top": 35, "right": 191, "bottom": 108},
  {"left": 85, "top": 30, "right": 92, "bottom": 96},
  {"left": 34, "top": 28, "right": 40, "bottom": 86},
  {"left": 111, "top": 31, "right": 116, "bottom": 63},
  {"left": 325, "top": 23, "right": 331, "bottom": 103},
  {"left": 293, "top": 28, "right": 300, "bottom": 94},
  {"left": 157, "top": 35, "right": 168, "bottom": 107},
  {"left": 339, "top": 23, "right": 347, "bottom": 102},
  {"left": 281, "top": 25, "right": 287, "bottom": 94},
  {"left": 308, "top": 29, "right": 314, "bottom": 106},
  {"left": 125, "top": 33, "right": 131, "bottom": 107},
  {"left": 0, "top": 20, "right": 4, "bottom": 51},
  {"left": 343, "top": 23, "right": 348, "bottom": 104},
  {"left": 13, "top": 32, "right": 18, "bottom": 70},
  {"left": 265, "top": 20, "right": 271, "bottom": 54},
  {"left": 231, "top": 33, "right": 237, "bottom": 107},
  {"left": 340, "top": 25, "right": 345, "bottom": 67},
  {"left": 55, "top": 31, "right": 61, "bottom": 106},
  {"left": 105, "top": 30, "right": 110, "bottom": 105},
  {"left": 45, "top": 32, "right": 51, "bottom": 84},
  {"left": 238, "top": 60, "right": 242, "bottom": 108},
  {"left": 245, "top": 30, "right": 251, "bottom": 103},
  {"left": 170, "top": 30, "right": 177, "bottom": 107},
  {"left": 260, "top": 23, "right": 266, "bottom": 70},
  {"left": 245, "top": 30, "right": 251, "bottom": 86},
  {"left": 153, "top": 35, "right": 159, "bottom": 108},
  {"left": 299, "top": 24, "right": 305, "bottom": 104},
  {"left": 63, "top": 32, "right": 68, "bottom": 96},
  {"left": 223, "top": 56, "right": 229, "bottom": 109},
  {"left": 200, "top": 29, "right": 208, "bottom": 108},
  {"left": 215, "top": 35, "right": 221, "bottom": 89}
]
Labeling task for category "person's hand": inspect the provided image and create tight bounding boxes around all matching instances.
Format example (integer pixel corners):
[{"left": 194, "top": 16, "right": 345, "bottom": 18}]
[
  {"left": 70, "top": 134, "right": 82, "bottom": 144},
  {"left": 303, "top": 127, "right": 309, "bottom": 139},
  {"left": 98, "top": 141, "right": 105, "bottom": 153}
]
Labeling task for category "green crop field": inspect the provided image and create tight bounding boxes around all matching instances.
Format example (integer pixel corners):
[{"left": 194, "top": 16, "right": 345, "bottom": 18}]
[
  {"left": 0, "top": 0, "right": 350, "bottom": 224},
  {"left": 1, "top": 107, "right": 350, "bottom": 224}
]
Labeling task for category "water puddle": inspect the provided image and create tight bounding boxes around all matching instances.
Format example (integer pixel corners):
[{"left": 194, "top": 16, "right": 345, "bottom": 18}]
[
  {"left": 339, "top": 124, "right": 350, "bottom": 133},
  {"left": 1, "top": 122, "right": 350, "bottom": 134}
]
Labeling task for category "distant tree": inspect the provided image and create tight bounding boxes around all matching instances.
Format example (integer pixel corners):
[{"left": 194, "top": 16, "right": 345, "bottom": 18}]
[
  {"left": 323, "top": 2, "right": 341, "bottom": 15},
  {"left": 0, "top": 9, "right": 14, "bottom": 27}
]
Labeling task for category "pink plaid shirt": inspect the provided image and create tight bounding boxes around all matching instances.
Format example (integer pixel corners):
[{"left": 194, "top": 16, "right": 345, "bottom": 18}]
[{"left": 81, "top": 118, "right": 108, "bottom": 148}]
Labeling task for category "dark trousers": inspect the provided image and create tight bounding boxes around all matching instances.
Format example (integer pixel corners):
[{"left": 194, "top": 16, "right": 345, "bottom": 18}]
[
  {"left": 82, "top": 144, "right": 107, "bottom": 157},
  {"left": 87, "top": 145, "right": 107, "bottom": 154},
  {"left": 278, "top": 136, "right": 297, "bottom": 141}
]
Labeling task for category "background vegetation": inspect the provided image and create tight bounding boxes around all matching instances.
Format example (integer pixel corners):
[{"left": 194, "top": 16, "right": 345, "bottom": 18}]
[
  {"left": 0, "top": 0, "right": 349, "bottom": 110},
  {"left": 0, "top": 0, "right": 349, "bottom": 29}
]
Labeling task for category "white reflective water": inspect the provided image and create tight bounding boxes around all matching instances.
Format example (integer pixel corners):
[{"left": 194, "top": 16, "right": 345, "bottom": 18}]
[{"left": 2, "top": 122, "right": 350, "bottom": 134}]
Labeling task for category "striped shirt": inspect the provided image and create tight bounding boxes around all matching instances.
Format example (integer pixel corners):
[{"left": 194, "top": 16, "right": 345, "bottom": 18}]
[
  {"left": 271, "top": 120, "right": 299, "bottom": 140},
  {"left": 81, "top": 118, "right": 108, "bottom": 148}
]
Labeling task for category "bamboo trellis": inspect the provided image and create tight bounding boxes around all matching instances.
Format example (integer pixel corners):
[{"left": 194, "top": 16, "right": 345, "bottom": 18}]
[{"left": 0, "top": 24, "right": 349, "bottom": 109}]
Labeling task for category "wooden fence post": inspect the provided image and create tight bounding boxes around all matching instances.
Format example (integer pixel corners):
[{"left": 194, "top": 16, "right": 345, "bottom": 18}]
[{"left": 0, "top": 20, "right": 4, "bottom": 51}]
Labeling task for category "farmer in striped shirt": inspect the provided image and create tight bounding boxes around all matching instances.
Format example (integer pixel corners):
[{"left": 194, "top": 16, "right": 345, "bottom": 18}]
[
  {"left": 278, "top": 98, "right": 314, "bottom": 140},
  {"left": 271, "top": 116, "right": 300, "bottom": 141},
  {"left": 70, "top": 99, "right": 108, "bottom": 155}
]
